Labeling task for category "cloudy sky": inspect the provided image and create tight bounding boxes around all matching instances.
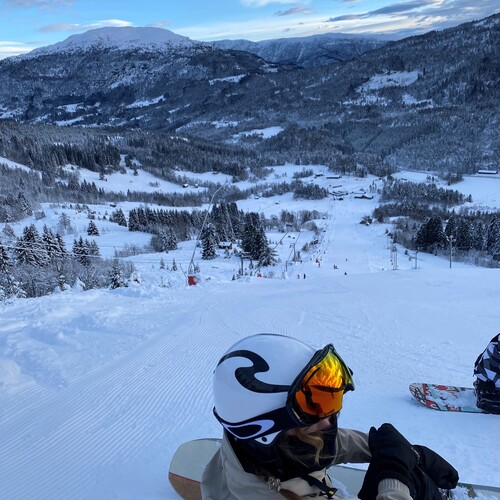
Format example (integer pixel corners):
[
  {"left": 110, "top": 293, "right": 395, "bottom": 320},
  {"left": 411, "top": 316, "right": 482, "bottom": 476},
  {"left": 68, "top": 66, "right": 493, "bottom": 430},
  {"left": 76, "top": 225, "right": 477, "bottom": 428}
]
[{"left": 0, "top": 0, "right": 498, "bottom": 58}]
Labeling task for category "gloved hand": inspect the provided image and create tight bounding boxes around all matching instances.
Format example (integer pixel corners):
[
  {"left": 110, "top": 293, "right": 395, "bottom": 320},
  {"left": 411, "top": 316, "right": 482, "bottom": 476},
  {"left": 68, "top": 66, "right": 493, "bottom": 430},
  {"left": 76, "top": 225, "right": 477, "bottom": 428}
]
[
  {"left": 359, "top": 423, "right": 419, "bottom": 500},
  {"left": 413, "top": 445, "right": 459, "bottom": 489},
  {"left": 369, "top": 423, "right": 419, "bottom": 486}
]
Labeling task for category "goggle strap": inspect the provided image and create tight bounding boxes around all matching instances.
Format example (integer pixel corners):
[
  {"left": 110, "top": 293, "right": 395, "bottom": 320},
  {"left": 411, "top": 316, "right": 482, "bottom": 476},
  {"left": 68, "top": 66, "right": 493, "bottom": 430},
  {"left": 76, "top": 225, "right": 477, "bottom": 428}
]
[{"left": 301, "top": 473, "right": 337, "bottom": 499}]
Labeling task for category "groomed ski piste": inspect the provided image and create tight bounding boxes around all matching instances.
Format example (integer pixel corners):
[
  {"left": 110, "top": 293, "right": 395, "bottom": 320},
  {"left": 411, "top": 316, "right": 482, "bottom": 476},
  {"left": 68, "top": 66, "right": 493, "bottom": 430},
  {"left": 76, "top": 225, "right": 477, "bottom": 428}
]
[{"left": 0, "top": 160, "right": 499, "bottom": 499}]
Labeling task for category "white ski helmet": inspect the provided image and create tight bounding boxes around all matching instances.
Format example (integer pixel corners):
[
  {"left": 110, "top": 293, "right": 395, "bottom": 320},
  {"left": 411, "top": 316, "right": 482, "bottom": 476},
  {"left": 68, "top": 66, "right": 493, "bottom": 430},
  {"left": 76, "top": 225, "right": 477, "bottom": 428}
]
[{"left": 213, "top": 334, "right": 317, "bottom": 444}]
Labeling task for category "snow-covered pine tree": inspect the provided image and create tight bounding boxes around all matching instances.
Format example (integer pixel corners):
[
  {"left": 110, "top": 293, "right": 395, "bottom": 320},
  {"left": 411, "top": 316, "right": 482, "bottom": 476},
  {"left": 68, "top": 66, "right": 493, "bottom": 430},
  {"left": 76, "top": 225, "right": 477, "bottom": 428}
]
[
  {"left": 471, "top": 220, "right": 487, "bottom": 251},
  {"left": 111, "top": 208, "right": 128, "bottom": 227},
  {"left": 73, "top": 237, "right": 91, "bottom": 266},
  {"left": 415, "top": 216, "right": 446, "bottom": 252},
  {"left": 0, "top": 241, "right": 10, "bottom": 275},
  {"left": 128, "top": 209, "right": 140, "bottom": 231},
  {"left": 58, "top": 212, "right": 73, "bottom": 235},
  {"left": 202, "top": 223, "right": 217, "bottom": 260},
  {"left": 55, "top": 233, "right": 68, "bottom": 260},
  {"left": 15, "top": 224, "right": 49, "bottom": 267},
  {"left": 2, "top": 224, "right": 15, "bottom": 241},
  {"left": 241, "top": 212, "right": 261, "bottom": 258},
  {"left": 455, "top": 217, "right": 472, "bottom": 251},
  {"left": 487, "top": 217, "right": 499, "bottom": 259},
  {"left": 445, "top": 214, "right": 458, "bottom": 240},
  {"left": 88, "top": 240, "right": 101, "bottom": 259},
  {"left": 164, "top": 227, "right": 178, "bottom": 251},
  {"left": 109, "top": 259, "right": 127, "bottom": 289},
  {"left": 256, "top": 230, "right": 278, "bottom": 267},
  {"left": 87, "top": 220, "right": 100, "bottom": 236},
  {"left": 0, "top": 258, "right": 25, "bottom": 299},
  {"left": 42, "top": 225, "right": 59, "bottom": 261},
  {"left": 211, "top": 204, "right": 231, "bottom": 242},
  {"left": 17, "top": 192, "right": 32, "bottom": 216}
]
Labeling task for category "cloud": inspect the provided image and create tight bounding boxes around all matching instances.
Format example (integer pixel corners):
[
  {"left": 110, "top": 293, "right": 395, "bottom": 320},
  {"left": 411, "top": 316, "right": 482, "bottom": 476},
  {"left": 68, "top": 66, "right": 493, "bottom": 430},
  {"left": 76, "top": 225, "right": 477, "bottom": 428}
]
[
  {"left": 275, "top": 7, "right": 311, "bottom": 16},
  {"left": 324, "top": 0, "right": 500, "bottom": 38},
  {"left": 241, "top": 0, "right": 294, "bottom": 6},
  {"left": 327, "top": 0, "right": 500, "bottom": 24},
  {"left": 147, "top": 20, "right": 172, "bottom": 29},
  {"left": 38, "top": 19, "right": 132, "bottom": 33},
  {"left": 179, "top": 0, "right": 498, "bottom": 42},
  {"left": 0, "top": 41, "right": 33, "bottom": 59},
  {"left": 371, "top": 0, "right": 439, "bottom": 15},
  {"left": 4, "top": 0, "right": 72, "bottom": 7},
  {"left": 328, "top": 0, "right": 439, "bottom": 21}
]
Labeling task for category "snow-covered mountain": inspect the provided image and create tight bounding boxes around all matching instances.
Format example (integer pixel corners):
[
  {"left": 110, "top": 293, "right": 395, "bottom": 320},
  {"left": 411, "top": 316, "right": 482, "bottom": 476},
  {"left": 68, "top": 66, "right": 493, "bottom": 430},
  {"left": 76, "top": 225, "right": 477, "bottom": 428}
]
[
  {"left": 0, "top": 25, "right": 282, "bottom": 126},
  {"left": 0, "top": 15, "right": 498, "bottom": 171},
  {"left": 23, "top": 26, "right": 196, "bottom": 58},
  {"left": 213, "top": 33, "right": 388, "bottom": 68}
]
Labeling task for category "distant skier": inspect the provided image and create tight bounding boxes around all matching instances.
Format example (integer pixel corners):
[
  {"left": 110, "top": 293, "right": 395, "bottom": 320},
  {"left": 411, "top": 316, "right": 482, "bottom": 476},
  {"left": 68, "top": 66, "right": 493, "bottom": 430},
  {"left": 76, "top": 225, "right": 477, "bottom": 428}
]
[
  {"left": 474, "top": 333, "right": 500, "bottom": 413},
  {"left": 202, "top": 334, "right": 458, "bottom": 499}
]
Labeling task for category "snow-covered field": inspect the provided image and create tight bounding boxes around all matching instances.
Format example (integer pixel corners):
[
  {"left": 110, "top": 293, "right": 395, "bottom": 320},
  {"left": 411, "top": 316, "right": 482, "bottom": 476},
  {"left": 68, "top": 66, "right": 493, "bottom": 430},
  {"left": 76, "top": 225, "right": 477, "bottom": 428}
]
[{"left": 0, "top": 163, "right": 499, "bottom": 499}]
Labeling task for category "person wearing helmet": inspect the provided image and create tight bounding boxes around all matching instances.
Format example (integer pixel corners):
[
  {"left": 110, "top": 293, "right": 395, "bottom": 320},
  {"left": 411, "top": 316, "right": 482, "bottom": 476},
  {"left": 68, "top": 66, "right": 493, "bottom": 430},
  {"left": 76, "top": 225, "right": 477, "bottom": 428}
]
[{"left": 201, "top": 334, "right": 459, "bottom": 500}]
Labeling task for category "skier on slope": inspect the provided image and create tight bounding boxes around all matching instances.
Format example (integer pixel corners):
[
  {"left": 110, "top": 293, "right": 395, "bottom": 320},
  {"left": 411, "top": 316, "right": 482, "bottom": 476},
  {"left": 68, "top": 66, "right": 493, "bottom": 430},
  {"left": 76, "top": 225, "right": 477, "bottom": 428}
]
[
  {"left": 201, "top": 334, "right": 458, "bottom": 500},
  {"left": 474, "top": 333, "right": 500, "bottom": 413}
]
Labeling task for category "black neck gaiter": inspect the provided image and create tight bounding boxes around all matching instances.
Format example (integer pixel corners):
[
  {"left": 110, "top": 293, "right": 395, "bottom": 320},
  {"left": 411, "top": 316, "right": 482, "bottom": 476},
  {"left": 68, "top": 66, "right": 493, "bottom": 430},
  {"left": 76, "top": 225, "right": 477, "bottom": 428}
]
[{"left": 230, "top": 417, "right": 338, "bottom": 481}]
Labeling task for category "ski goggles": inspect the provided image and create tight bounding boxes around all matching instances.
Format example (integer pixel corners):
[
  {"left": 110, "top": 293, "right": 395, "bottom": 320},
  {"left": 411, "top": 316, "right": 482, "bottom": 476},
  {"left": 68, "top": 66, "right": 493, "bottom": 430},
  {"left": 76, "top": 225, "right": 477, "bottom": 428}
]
[
  {"left": 287, "top": 344, "right": 354, "bottom": 425},
  {"left": 216, "top": 344, "right": 354, "bottom": 442}
]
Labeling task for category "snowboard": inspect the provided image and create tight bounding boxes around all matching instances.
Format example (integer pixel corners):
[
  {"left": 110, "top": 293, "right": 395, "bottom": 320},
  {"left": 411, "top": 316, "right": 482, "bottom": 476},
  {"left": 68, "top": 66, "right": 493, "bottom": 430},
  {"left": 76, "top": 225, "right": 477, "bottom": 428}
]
[
  {"left": 409, "top": 383, "right": 485, "bottom": 413},
  {"left": 168, "top": 438, "right": 500, "bottom": 499}
]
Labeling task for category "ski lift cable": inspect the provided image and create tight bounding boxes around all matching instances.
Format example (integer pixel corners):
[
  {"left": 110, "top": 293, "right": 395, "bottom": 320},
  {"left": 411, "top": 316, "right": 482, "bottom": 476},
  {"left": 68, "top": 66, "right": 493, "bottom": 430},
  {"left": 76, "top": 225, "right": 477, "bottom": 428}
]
[
  {"left": 272, "top": 226, "right": 293, "bottom": 250},
  {"left": 188, "top": 182, "right": 227, "bottom": 272}
]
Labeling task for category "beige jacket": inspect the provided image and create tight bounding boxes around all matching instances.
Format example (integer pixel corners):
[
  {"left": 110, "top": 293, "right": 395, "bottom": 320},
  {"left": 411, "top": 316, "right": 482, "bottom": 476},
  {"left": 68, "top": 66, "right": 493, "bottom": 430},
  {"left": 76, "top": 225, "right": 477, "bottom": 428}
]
[{"left": 201, "top": 428, "right": 412, "bottom": 500}]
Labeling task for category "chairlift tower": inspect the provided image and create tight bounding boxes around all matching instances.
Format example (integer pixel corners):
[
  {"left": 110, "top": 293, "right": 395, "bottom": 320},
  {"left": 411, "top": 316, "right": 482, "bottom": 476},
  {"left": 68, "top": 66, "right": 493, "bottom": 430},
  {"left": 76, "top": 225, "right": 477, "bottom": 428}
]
[
  {"left": 390, "top": 240, "right": 398, "bottom": 270},
  {"left": 239, "top": 252, "right": 252, "bottom": 276},
  {"left": 408, "top": 249, "right": 419, "bottom": 269},
  {"left": 446, "top": 235, "right": 455, "bottom": 269}
]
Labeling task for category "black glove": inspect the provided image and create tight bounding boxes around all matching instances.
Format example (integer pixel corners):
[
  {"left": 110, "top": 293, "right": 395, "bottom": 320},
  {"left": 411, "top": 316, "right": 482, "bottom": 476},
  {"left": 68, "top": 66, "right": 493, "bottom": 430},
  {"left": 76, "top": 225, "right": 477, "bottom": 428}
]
[
  {"left": 359, "top": 424, "right": 419, "bottom": 500},
  {"left": 369, "top": 423, "right": 419, "bottom": 487},
  {"left": 413, "top": 445, "right": 459, "bottom": 490}
]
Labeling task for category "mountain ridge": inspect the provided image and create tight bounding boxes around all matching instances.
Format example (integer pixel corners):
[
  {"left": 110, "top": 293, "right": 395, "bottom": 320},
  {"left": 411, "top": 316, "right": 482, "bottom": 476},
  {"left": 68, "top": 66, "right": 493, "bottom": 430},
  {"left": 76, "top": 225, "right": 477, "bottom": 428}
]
[
  {"left": 18, "top": 26, "right": 197, "bottom": 60},
  {"left": 0, "top": 14, "right": 498, "bottom": 172},
  {"left": 212, "top": 32, "right": 389, "bottom": 68}
]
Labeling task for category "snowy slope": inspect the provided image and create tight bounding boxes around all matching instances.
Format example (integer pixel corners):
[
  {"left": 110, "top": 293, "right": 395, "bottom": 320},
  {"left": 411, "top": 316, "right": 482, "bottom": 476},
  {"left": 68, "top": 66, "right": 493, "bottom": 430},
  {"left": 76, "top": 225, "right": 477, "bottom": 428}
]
[{"left": 0, "top": 165, "right": 499, "bottom": 499}]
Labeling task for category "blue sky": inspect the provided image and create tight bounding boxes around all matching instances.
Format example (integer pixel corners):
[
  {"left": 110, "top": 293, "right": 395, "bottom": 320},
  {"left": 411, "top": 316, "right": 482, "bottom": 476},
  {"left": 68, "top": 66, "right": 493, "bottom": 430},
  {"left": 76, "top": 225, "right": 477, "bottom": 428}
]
[{"left": 0, "top": 0, "right": 498, "bottom": 58}]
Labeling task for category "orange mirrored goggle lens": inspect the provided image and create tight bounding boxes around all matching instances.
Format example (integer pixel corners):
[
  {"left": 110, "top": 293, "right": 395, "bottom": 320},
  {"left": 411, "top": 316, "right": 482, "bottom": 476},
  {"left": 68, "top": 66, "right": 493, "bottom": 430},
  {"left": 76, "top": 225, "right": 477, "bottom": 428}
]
[{"left": 293, "top": 349, "right": 353, "bottom": 419}]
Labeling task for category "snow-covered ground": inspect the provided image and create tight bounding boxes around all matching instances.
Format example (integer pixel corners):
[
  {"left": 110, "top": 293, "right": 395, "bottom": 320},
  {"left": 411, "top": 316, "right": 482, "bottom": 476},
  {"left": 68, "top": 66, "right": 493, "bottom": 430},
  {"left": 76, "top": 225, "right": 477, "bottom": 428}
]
[{"left": 0, "top": 163, "right": 499, "bottom": 499}]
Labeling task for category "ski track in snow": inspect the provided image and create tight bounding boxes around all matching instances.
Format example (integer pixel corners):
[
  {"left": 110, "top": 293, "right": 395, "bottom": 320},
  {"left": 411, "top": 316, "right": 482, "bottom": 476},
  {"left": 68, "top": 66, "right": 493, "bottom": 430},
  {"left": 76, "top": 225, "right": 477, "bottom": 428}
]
[
  {"left": 0, "top": 294, "right": 220, "bottom": 498},
  {"left": 0, "top": 171, "right": 499, "bottom": 498},
  {"left": 1, "top": 265, "right": 499, "bottom": 498}
]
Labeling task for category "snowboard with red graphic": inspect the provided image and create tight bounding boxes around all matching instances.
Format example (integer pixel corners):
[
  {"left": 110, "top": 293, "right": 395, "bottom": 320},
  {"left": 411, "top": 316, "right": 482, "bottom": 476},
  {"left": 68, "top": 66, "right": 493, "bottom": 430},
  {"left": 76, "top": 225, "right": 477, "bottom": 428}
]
[{"left": 409, "top": 383, "right": 485, "bottom": 413}]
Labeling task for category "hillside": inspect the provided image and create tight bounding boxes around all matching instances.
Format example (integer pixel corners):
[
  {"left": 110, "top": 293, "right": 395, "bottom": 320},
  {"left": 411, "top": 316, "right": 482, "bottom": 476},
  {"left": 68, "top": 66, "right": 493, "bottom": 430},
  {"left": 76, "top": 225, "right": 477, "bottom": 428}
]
[
  {"left": 212, "top": 32, "right": 388, "bottom": 68},
  {"left": 0, "top": 163, "right": 499, "bottom": 498},
  {"left": 0, "top": 16, "right": 498, "bottom": 172}
]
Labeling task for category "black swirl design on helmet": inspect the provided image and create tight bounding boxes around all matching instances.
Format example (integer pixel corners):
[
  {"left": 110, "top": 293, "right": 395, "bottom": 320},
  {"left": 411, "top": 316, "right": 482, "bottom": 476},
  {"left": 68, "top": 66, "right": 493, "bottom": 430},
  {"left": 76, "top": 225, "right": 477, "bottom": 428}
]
[{"left": 217, "top": 350, "right": 290, "bottom": 393}]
